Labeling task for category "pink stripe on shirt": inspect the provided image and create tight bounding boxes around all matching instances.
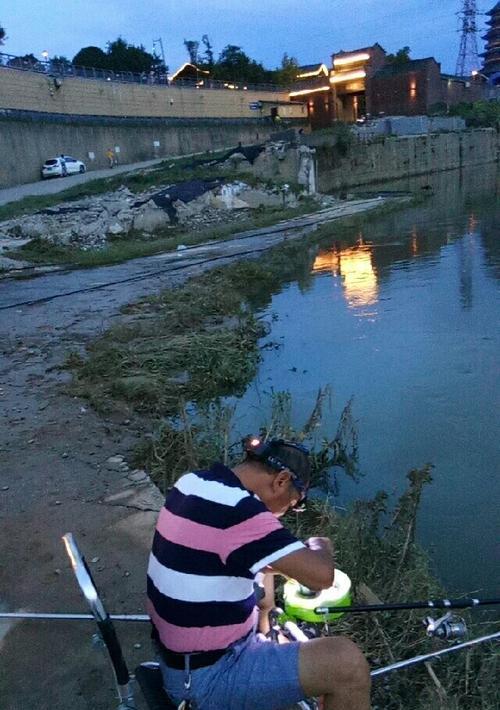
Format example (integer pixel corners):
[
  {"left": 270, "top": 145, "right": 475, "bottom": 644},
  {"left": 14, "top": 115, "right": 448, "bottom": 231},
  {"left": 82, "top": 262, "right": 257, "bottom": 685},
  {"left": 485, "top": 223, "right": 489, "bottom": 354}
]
[
  {"left": 156, "top": 507, "right": 283, "bottom": 564},
  {"left": 147, "top": 600, "right": 257, "bottom": 652},
  {"left": 156, "top": 507, "right": 225, "bottom": 555},
  {"left": 222, "top": 512, "right": 283, "bottom": 560}
]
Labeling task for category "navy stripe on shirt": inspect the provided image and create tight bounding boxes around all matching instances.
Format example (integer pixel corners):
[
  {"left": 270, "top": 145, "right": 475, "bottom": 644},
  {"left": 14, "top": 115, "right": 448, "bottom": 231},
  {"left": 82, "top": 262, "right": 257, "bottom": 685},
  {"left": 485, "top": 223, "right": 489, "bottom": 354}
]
[
  {"left": 147, "top": 576, "right": 256, "bottom": 628},
  {"left": 227, "top": 527, "right": 301, "bottom": 570},
  {"left": 195, "top": 464, "right": 244, "bottom": 487},
  {"left": 165, "top": 487, "right": 255, "bottom": 529},
  {"left": 151, "top": 533, "right": 244, "bottom": 577}
]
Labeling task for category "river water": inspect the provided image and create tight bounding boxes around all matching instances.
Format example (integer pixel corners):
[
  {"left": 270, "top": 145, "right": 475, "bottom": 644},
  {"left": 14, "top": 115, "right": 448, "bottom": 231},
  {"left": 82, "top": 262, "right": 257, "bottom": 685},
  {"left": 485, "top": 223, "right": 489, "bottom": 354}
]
[{"left": 236, "top": 163, "right": 499, "bottom": 597}]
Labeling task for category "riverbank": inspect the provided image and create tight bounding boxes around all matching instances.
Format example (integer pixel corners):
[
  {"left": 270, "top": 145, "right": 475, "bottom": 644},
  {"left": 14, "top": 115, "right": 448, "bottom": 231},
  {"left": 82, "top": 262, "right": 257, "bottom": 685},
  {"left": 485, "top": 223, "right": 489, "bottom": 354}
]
[
  {"left": 66, "top": 201, "right": 498, "bottom": 708},
  {"left": 0, "top": 192, "right": 407, "bottom": 708},
  {"left": 1, "top": 169, "right": 497, "bottom": 708},
  {"left": 313, "top": 128, "right": 499, "bottom": 192},
  {"left": 0, "top": 144, "right": 320, "bottom": 271}
]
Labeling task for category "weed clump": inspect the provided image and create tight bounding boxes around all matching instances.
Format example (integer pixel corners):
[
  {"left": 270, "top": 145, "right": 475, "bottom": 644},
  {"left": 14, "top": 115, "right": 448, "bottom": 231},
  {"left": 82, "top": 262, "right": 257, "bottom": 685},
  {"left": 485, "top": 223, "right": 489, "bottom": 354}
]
[{"left": 74, "top": 315, "right": 261, "bottom": 414}]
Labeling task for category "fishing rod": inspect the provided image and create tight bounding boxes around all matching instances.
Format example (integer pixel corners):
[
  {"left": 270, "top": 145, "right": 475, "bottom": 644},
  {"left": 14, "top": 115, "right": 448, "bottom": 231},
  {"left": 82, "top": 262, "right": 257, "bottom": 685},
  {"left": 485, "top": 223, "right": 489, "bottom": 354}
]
[
  {"left": 371, "top": 630, "right": 500, "bottom": 677},
  {"left": 0, "top": 612, "right": 150, "bottom": 622},
  {"left": 3, "top": 531, "right": 498, "bottom": 710},
  {"left": 3, "top": 612, "right": 499, "bottom": 680},
  {"left": 2, "top": 596, "right": 498, "bottom": 624},
  {"left": 313, "top": 596, "right": 500, "bottom": 616}
]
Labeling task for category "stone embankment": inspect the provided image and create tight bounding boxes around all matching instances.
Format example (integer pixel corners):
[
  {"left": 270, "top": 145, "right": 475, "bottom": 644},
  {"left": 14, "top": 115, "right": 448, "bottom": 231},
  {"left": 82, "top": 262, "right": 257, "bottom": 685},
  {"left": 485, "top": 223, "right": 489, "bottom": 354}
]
[{"left": 313, "top": 128, "right": 499, "bottom": 191}]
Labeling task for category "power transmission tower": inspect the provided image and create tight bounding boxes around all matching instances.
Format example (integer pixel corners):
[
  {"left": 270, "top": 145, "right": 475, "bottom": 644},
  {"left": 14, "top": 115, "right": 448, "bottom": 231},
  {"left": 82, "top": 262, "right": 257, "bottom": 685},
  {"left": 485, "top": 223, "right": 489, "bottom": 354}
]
[
  {"left": 455, "top": 0, "right": 480, "bottom": 76},
  {"left": 152, "top": 38, "right": 166, "bottom": 68}
]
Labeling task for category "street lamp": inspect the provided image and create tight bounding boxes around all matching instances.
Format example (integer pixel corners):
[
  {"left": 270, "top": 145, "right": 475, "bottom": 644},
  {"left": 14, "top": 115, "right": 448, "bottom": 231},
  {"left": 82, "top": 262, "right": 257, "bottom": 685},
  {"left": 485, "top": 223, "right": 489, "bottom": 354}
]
[
  {"left": 471, "top": 70, "right": 490, "bottom": 82},
  {"left": 471, "top": 70, "right": 495, "bottom": 99}
]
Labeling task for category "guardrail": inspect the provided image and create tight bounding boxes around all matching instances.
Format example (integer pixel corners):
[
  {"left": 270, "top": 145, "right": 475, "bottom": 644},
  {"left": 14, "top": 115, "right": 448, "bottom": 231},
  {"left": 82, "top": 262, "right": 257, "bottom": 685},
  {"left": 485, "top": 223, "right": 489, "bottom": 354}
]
[{"left": 0, "top": 52, "right": 291, "bottom": 93}]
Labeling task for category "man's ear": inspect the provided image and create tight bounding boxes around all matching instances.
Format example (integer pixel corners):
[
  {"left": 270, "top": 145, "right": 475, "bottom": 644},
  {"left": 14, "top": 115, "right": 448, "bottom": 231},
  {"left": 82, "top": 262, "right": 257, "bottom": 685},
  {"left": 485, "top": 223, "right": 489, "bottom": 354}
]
[{"left": 272, "top": 470, "right": 291, "bottom": 492}]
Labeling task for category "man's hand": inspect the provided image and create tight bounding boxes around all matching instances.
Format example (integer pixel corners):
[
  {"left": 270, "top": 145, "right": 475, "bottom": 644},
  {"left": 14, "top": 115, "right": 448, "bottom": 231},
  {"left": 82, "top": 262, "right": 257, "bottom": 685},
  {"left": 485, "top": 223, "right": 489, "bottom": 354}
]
[{"left": 256, "top": 573, "right": 276, "bottom": 635}]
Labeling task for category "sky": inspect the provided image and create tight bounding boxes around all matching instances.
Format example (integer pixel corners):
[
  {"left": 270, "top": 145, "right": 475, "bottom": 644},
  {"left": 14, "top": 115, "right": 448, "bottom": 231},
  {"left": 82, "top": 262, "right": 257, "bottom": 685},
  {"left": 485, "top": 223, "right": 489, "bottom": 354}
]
[{"left": 1, "top": 1, "right": 494, "bottom": 75}]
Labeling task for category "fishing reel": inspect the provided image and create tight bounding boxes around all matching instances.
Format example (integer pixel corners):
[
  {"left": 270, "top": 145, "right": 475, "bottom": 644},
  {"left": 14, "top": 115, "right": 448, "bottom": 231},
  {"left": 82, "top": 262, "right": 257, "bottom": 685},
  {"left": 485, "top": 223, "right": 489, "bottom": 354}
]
[{"left": 424, "top": 612, "right": 467, "bottom": 641}]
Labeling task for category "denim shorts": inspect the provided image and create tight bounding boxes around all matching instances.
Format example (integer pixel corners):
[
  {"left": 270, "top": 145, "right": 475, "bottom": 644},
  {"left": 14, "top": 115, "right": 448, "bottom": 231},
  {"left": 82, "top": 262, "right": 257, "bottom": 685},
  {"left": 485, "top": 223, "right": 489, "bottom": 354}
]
[{"left": 159, "top": 634, "right": 306, "bottom": 710}]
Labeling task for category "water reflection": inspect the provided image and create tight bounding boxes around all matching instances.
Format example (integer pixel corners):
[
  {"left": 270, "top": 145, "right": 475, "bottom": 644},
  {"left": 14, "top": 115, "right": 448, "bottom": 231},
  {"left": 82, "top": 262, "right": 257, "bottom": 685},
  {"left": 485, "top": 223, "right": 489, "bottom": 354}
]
[
  {"left": 311, "top": 209, "right": 482, "bottom": 313},
  {"left": 312, "top": 243, "right": 379, "bottom": 309},
  {"left": 237, "top": 164, "right": 500, "bottom": 596},
  {"left": 458, "top": 230, "right": 476, "bottom": 310}
]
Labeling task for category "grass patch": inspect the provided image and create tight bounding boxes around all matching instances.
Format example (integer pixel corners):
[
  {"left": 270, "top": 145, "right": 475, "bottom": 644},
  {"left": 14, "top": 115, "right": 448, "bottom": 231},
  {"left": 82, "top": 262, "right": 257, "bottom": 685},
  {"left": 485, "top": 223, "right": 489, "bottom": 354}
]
[
  {"left": 8, "top": 193, "right": 411, "bottom": 269},
  {"left": 68, "top": 237, "right": 318, "bottom": 415}
]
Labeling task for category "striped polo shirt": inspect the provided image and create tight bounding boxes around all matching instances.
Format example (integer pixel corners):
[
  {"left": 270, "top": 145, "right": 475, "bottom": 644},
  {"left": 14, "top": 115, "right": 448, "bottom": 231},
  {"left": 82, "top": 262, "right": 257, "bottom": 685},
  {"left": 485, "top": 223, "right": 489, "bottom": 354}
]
[{"left": 147, "top": 462, "right": 304, "bottom": 654}]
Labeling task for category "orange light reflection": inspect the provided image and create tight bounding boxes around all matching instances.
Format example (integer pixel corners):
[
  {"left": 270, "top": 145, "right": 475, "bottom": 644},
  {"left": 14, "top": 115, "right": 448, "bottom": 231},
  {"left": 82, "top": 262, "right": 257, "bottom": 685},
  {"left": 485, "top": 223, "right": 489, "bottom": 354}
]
[
  {"left": 411, "top": 225, "right": 419, "bottom": 256},
  {"left": 313, "top": 246, "right": 378, "bottom": 308}
]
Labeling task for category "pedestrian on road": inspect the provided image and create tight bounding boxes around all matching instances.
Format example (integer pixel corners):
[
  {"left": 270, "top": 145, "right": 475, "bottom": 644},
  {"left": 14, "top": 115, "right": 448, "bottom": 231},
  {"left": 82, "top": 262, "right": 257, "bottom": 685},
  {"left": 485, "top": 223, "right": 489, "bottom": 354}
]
[
  {"left": 106, "top": 148, "right": 116, "bottom": 168},
  {"left": 59, "top": 154, "right": 67, "bottom": 177}
]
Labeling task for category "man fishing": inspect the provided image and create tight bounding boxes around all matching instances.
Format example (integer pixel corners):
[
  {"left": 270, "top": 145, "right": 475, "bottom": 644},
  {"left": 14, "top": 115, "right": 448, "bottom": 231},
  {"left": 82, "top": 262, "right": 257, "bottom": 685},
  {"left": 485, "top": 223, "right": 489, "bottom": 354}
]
[{"left": 147, "top": 438, "right": 370, "bottom": 710}]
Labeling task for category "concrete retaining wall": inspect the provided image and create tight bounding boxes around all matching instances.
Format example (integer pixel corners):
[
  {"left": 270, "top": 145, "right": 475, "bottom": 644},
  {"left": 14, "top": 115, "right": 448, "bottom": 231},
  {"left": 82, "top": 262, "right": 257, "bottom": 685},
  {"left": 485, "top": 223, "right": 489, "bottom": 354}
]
[
  {"left": 316, "top": 129, "right": 499, "bottom": 191},
  {"left": 0, "top": 116, "right": 282, "bottom": 187},
  {"left": 0, "top": 66, "right": 307, "bottom": 187},
  {"left": 0, "top": 66, "right": 305, "bottom": 120},
  {"left": 352, "top": 115, "right": 467, "bottom": 140}
]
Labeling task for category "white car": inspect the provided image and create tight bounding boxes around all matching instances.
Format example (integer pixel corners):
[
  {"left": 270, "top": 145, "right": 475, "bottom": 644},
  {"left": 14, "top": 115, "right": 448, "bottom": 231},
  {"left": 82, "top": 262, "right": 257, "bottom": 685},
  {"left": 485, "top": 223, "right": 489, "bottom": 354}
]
[{"left": 41, "top": 156, "right": 86, "bottom": 179}]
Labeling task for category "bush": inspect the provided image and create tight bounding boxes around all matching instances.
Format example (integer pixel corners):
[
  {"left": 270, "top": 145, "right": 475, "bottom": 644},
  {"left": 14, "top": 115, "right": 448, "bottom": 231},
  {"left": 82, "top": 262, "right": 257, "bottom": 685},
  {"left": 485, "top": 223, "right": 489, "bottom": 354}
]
[{"left": 449, "top": 100, "right": 500, "bottom": 129}]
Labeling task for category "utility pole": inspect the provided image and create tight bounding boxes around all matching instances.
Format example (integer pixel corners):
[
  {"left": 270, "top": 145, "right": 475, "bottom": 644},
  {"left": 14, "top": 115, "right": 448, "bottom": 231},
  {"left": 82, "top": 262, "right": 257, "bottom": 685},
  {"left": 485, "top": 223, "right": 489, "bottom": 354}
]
[{"left": 455, "top": 0, "right": 480, "bottom": 76}]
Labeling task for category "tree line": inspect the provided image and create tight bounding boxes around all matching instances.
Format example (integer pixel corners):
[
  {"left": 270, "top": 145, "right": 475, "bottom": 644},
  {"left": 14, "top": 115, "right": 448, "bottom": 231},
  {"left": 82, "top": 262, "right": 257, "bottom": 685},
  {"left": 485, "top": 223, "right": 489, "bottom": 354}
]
[
  {"left": 72, "top": 35, "right": 299, "bottom": 85},
  {"left": 182, "top": 36, "right": 298, "bottom": 85},
  {"left": 1, "top": 22, "right": 414, "bottom": 86},
  {"left": 0, "top": 24, "right": 299, "bottom": 86}
]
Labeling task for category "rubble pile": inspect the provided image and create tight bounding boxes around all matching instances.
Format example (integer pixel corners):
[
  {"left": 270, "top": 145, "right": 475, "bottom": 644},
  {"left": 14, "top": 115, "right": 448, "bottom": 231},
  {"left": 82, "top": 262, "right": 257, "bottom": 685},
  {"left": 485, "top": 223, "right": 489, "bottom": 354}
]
[{"left": 0, "top": 180, "right": 303, "bottom": 252}]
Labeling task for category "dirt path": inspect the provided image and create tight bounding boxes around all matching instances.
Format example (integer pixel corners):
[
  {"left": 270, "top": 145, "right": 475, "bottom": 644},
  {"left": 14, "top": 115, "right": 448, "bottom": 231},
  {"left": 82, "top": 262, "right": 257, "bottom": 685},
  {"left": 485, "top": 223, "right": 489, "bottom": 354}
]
[
  {"left": 0, "top": 159, "right": 167, "bottom": 207},
  {"left": 0, "top": 198, "right": 391, "bottom": 709}
]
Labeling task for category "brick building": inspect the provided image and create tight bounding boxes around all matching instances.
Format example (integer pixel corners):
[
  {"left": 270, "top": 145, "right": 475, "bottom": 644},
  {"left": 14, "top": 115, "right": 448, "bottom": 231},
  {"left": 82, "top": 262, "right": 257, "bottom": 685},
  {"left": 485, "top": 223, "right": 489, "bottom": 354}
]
[
  {"left": 290, "top": 63, "right": 331, "bottom": 127},
  {"left": 369, "top": 58, "right": 441, "bottom": 116},
  {"left": 290, "top": 44, "right": 488, "bottom": 127},
  {"left": 330, "top": 44, "right": 387, "bottom": 121},
  {"left": 370, "top": 59, "right": 485, "bottom": 116}
]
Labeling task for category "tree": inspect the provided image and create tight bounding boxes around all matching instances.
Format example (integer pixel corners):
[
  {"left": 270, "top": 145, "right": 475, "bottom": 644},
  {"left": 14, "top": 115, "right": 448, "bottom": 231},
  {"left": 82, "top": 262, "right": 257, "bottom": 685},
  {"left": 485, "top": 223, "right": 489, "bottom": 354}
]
[
  {"left": 72, "top": 39, "right": 162, "bottom": 74},
  {"left": 201, "top": 35, "right": 214, "bottom": 68},
  {"left": 48, "top": 55, "right": 72, "bottom": 74},
  {"left": 179, "top": 37, "right": 290, "bottom": 85},
  {"left": 449, "top": 100, "right": 500, "bottom": 129},
  {"left": 274, "top": 53, "right": 300, "bottom": 85},
  {"left": 107, "top": 37, "right": 158, "bottom": 73},
  {"left": 184, "top": 39, "right": 199, "bottom": 64},
  {"left": 213, "top": 44, "right": 272, "bottom": 84},
  {"left": 7, "top": 53, "right": 39, "bottom": 69},
  {"left": 50, "top": 55, "right": 71, "bottom": 66},
  {"left": 73, "top": 46, "right": 108, "bottom": 69},
  {"left": 386, "top": 46, "right": 411, "bottom": 65},
  {"left": 0, "top": 24, "right": 6, "bottom": 45}
]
